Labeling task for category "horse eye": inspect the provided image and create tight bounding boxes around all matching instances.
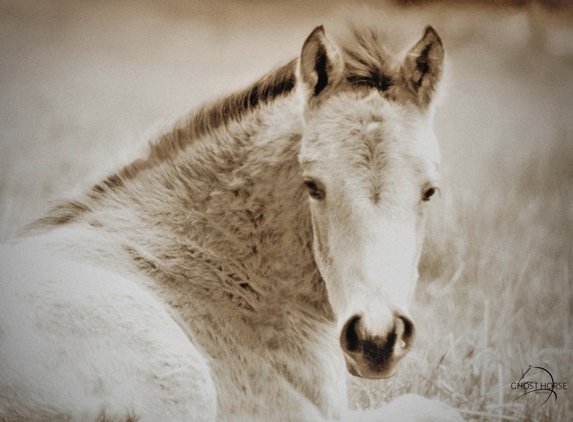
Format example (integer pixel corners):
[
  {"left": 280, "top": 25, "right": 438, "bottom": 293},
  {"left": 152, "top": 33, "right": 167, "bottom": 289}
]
[
  {"left": 422, "top": 187, "right": 436, "bottom": 202},
  {"left": 304, "top": 179, "right": 326, "bottom": 200}
]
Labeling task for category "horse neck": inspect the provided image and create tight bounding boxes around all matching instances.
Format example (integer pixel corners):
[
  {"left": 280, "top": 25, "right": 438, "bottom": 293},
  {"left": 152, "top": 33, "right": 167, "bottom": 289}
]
[{"left": 93, "top": 93, "right": 331, "bottom": 322}]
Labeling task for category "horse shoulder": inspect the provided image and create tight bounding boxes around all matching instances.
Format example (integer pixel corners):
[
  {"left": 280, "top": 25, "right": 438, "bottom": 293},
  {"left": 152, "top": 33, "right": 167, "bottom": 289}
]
[{"left": 0, "top": 235, "right": 217, "bottom": 422}]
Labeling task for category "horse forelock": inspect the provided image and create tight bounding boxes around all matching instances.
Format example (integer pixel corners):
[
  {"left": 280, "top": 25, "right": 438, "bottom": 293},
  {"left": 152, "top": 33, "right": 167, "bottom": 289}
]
[{"left": 331, "top": 19, "right": 425, "bottom": 103}]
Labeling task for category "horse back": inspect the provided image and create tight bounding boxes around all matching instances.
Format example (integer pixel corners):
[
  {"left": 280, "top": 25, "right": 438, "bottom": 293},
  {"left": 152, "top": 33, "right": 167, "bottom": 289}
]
[{"left": 0, "top": 233, "right": 217, "bottom": 422}]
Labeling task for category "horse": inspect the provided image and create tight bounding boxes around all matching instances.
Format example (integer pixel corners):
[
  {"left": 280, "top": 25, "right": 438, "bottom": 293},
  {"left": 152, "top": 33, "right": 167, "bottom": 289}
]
[{"left": 0, "top": 19, "right": 463, "bottom": 422}]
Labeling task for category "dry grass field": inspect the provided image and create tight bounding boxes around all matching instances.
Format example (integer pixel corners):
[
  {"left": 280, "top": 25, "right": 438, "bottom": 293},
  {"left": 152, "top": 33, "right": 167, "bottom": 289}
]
[{"left": 1, "top": 1, "right": 572, "bottom": 421}]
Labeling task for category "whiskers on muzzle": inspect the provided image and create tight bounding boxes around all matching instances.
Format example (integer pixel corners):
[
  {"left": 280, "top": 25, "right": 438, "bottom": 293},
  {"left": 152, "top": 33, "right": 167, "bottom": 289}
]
[{"left": 340, "top": 312, "right": 415, "bottom": 379}]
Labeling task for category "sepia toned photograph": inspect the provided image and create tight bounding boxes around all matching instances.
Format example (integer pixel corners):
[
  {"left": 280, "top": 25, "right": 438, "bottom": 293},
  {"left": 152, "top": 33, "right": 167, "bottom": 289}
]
[{"left": 0, "top": 0, "right": 572, "bottom": 421}]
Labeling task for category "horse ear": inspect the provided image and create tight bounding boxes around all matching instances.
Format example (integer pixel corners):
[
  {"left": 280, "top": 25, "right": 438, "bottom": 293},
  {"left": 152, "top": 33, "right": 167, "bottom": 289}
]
[
  {"left": 402, "top": 26, "right": 444, "bottom": 108},
  {"left": 298, "top": 26, "right": 344, "bottom": 102}
]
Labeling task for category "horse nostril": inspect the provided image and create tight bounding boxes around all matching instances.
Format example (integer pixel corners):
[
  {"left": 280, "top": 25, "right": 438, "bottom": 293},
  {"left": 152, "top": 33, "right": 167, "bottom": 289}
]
[
  {"left": 341, "top": 315, "right": 361, "bottom": 353},
  {"left": 397, "top": 314, "right": 415, "bottom": 349}
]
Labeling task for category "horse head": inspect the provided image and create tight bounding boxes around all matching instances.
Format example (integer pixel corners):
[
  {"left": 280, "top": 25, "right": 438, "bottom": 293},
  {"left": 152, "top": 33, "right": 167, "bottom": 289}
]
[{"left": 297, "top": 24, "right": 444, "bottom": 379}]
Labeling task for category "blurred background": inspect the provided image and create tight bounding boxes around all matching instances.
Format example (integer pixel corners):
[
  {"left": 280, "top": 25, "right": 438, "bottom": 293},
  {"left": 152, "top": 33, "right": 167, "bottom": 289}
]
[{"left": 1, "top": 0, "right": 572, "bottom": 420}]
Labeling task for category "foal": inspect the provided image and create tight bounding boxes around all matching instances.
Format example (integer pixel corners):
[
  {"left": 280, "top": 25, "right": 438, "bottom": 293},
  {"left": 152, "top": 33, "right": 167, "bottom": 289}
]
[{"left": 0, "top": 20, "right": 462, "bottom": 422}]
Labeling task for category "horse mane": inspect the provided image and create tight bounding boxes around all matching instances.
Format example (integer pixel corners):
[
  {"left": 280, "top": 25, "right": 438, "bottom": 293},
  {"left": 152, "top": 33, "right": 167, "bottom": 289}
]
[
  {"left": 24, "top": 59, "right": 297, "bottom": 232},
  {"left": 118, "top": 58, "right": 298, "bottom": 180}
]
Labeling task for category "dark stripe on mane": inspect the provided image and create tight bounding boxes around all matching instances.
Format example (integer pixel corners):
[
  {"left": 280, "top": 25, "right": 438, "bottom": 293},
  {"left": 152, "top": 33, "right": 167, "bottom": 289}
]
[
  {"left": 118, "top": 59, "right": 297, "bottom": 180},
  {"left": 25, "top": 200, "right": 92, "bottom": 232}
]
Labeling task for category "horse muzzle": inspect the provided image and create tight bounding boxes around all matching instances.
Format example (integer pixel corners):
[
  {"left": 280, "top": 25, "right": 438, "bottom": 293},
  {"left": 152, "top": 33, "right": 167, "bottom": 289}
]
[{"left": 339, "top": 312, "right": 415, "bottom": 379}]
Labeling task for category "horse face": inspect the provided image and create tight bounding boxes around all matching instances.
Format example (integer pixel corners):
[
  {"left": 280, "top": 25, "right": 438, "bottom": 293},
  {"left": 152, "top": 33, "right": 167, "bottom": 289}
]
[{"left": 297, "top": 25, "right": 444, "bottom": 378}]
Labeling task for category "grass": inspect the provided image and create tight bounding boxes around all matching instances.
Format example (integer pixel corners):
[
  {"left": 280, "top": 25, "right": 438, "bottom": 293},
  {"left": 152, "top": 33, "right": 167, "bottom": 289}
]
[{"left": 1, "top": 1, "right": 572, "bottom": 421}]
